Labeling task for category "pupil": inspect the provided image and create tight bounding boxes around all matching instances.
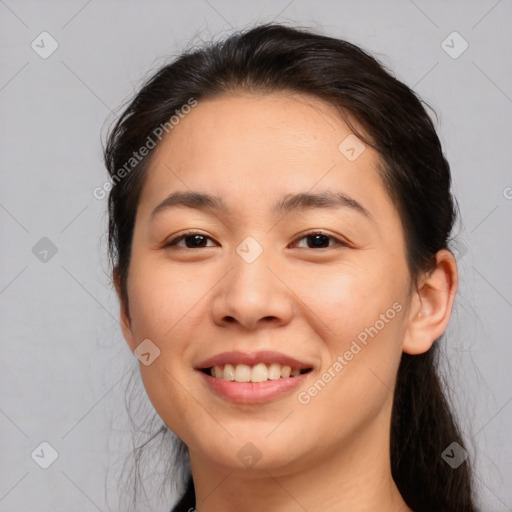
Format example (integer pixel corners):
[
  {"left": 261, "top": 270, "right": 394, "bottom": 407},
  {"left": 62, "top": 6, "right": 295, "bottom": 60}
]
[
  {"left": 308, "top": 234, "right": 329, "bottom": 248},
  {"left": 186, "top": 235, "right": 206, "bottom": 248}
]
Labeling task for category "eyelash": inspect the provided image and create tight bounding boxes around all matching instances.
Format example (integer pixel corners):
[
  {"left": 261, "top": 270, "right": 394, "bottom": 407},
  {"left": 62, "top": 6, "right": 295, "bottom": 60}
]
[{"left": 162, "top": 230, "right": 348, "bottom": 250}]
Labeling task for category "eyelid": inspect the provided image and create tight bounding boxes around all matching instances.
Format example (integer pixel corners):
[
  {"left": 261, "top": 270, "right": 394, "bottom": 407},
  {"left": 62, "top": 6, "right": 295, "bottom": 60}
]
[
  {"left": 290, "top": 230, "right": 349, "bottom": 249},
  {"left": 162, "top": 230, "right": 349, "bottom": 249},
  {"left": 162, "top": 230, "right": 217, "bottom": 248}
]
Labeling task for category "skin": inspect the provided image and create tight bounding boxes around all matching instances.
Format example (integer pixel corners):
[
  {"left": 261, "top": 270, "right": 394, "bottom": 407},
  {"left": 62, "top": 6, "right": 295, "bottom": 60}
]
[{"left": 117, "top": 91, "right": 458, "bottom": 512}]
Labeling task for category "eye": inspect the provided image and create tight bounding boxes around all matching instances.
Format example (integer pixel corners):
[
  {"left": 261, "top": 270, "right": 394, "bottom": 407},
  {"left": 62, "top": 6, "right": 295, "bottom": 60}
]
[
  {"left": 291, "top": 231, "right": 347, "bottom": 249},
  {"left": 163, "top": 231, "right": 217, "bottom": 249},
  {"left": 162, "top": 230, "right": 347, "bottom": 250}
]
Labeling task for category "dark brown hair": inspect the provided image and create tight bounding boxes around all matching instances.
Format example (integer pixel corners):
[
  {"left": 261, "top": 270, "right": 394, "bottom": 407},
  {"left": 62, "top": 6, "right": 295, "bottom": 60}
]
[{"left": 104, "top": 22, "right": 476, "bottom": 512}]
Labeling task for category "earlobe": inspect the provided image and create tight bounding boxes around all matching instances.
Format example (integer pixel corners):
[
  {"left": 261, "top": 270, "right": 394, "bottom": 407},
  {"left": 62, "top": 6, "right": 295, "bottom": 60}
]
[{"left": 402, "top": 249, "right": 458, "bottom": 355}]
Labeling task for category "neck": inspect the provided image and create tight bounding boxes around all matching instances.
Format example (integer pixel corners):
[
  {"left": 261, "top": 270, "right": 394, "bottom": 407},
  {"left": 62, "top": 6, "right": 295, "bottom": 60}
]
[{"left": 187, "top": 398, "right": 412, "bottom": 512}]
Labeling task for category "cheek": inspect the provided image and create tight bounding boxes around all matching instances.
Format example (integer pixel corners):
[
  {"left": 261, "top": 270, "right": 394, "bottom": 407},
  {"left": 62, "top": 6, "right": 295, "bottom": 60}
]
[
  {"left": 126, "top": 255, "right": 210, "bottom": 343},
  {"left": 295, "top": 258, "right": 404, "bottom": 344},
  {"left": 294, "top": 311, "right": 405, "bottom": 447},
  {"left": 125, "top": 257, "right": 211, "bottom": 440},
  {"left": 293, "top": 262, "right": 407, "bottom": 411}
]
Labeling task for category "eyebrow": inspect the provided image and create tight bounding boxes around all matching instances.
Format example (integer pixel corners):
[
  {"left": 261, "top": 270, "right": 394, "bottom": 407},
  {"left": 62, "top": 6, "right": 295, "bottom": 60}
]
[{"left": 150, "top": 190, "right": 373, "bottom": 221}]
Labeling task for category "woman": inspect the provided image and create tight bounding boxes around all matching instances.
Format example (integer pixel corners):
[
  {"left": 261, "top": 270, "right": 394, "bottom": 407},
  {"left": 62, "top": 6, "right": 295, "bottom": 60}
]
[{"left": 104, "top": 23, "right": 477, "bottom": 512}]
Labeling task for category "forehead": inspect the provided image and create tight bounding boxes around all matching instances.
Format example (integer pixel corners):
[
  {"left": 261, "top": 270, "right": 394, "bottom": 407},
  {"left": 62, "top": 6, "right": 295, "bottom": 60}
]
[
  {"left": 137, "top": 92, "right": 397, "bottom": 226},
  {"left": 153, "top": 91, "right": 357, "bottom": 164}
]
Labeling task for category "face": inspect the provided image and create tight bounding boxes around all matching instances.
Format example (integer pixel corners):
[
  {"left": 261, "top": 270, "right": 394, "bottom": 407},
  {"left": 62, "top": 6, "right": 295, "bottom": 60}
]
[{"left": 120, "top": 92, "right": 415, "bottom": 475}]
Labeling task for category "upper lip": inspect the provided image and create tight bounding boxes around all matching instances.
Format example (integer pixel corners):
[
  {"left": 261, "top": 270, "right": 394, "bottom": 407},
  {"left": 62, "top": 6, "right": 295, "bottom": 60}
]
[{"left": 196, "top": 350, "right": 314, "bottom": 370}]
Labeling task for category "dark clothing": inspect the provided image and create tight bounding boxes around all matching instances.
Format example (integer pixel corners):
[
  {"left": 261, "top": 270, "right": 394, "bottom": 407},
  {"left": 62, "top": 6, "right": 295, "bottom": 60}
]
[{"left": 170, "top": 476, "right": 195, "bottom": 512}]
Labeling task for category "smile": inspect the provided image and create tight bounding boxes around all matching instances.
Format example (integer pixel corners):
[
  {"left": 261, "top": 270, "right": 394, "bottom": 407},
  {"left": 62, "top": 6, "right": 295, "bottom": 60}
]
[{"left": 201, "top": 363, "right": 313, "bottom": 383}]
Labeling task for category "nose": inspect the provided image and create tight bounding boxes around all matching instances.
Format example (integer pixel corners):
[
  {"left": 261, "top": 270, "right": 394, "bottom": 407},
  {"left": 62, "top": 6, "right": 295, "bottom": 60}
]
[{"left": 211, "top": 245, "right": 294, "bottom": 330}]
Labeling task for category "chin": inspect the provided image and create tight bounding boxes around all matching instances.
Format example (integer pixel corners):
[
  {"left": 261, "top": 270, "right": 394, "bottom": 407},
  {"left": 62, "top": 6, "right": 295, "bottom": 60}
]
[{"left": 189, "top": 429, "right": 314, "bottom": 474}]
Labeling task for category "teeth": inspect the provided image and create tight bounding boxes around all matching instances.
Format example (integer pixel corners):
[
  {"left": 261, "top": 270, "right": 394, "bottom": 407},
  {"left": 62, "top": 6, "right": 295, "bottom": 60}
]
[
  {"left": 208, "top": 363, "right": 309, "bottom": 382},
  {"left": 251, "top": 363, "right": 268, "bottom": 383},
  {"left": 234, "top": 364, "right": 251, "bottom": 382},
  {"left": 224, "top": 363, "right": 235, "bottom": 381},
  {"left": 268, "top": 363, "right": 282, "bottom": 380}
]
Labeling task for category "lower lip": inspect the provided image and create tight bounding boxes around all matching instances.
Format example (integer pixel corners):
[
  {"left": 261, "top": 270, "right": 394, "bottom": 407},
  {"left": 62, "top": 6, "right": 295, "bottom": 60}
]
[{"left": 198, "top": 371, "right": 312, "bottom": 403}]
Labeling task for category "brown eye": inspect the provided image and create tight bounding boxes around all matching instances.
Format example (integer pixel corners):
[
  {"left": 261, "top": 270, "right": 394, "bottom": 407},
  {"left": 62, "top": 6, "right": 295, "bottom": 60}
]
[
  {"left": 163, "top": 232, "right": 216, "bottom": 249},
  {"left": 292, "top": 232, "right": 346, "bottom": 249}
]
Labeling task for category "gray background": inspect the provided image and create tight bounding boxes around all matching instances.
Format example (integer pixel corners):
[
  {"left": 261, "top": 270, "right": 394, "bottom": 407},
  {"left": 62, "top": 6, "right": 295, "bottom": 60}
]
[{"left": 1, "top": 0, "right": 511, "bottom": 510}]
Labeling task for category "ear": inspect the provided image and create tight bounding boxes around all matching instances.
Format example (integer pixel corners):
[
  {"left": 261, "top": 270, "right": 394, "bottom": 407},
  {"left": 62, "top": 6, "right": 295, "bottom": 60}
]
[
  {"left": 402, "top": 249, "right": 458, "bottom": 355},
  {"left": 113, "top": 268, "right": 137, "bottom": 352}
]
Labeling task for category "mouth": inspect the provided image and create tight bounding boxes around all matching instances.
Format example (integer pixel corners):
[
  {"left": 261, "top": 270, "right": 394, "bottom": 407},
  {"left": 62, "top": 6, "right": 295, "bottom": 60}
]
[
  {"left": 195, "top": 351, "right": 315, "bottom": 403},
  {"left": 200, "top": 363, "right": 313, "bottom": 383}
]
